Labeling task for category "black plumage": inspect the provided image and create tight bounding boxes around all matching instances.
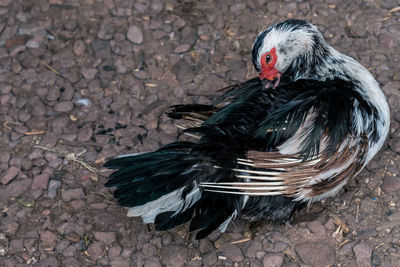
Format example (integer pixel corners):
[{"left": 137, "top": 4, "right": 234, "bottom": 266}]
[{"left": 105, "top": 20, "right": 389, "bottom": 239}]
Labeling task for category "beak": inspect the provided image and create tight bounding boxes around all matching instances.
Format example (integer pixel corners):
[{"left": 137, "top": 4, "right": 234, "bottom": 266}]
[{"left": 260, "top": 73, "right": 281, "bottom": 90}]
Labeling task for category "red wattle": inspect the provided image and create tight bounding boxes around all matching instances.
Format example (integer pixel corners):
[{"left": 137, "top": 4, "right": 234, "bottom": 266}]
[{"left": 259, "top": 47, "right": 279, "bottom": 81}]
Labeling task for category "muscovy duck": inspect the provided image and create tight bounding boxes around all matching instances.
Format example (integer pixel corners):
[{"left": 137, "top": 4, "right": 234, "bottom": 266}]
[{"left": 105, "top": 19, "right": 390, "bottom": 239}]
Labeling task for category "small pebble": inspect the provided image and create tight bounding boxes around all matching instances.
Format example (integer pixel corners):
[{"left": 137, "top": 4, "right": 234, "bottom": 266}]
[{"left": 127, "top": 26, "right": 143, "bottom": 44}]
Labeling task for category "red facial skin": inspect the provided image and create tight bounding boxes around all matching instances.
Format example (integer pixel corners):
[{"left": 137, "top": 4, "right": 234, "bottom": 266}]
[{"left": 259, "top": 47, "right": 281, "bottom": 88}]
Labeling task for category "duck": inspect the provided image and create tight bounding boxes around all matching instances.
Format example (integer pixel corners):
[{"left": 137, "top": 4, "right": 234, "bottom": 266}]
[{"left": 104, "top": 19, "right": 390, "bottom": 239}]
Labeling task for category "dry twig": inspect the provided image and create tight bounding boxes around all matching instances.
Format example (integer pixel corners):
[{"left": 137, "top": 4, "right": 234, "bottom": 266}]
[{"left": 39, "top": 61, "right": 60, "bottom": 75}]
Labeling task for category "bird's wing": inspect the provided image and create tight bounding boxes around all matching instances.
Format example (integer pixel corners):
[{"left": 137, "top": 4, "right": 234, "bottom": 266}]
[
  {"left": 199, "top": 134, "right": 368, "bottom": 201},
  {"left": 167, "top": 78, "right": 261, "bottom": 131},
  {"left": 199, "top": 78, "right": 374, "bottom": 201}
]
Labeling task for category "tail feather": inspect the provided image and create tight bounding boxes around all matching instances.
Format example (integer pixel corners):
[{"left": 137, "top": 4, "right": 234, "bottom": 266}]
[
  {"left": 103, "top": 78, "right": 288, "bottom": 238},
  {"left": 127, "top": 182, "right": 201, "bottom": 223},
  {"left": 105, "top": 128, "right": 245, "bottom": 239},
  {"left": 154, "top": 208, "right": 194, "bottom": 231}
]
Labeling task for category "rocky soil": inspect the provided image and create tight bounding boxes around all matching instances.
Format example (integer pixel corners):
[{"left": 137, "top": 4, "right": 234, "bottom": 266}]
[{"left": 0, "top": 0, "right": 399, "bottom": 266}]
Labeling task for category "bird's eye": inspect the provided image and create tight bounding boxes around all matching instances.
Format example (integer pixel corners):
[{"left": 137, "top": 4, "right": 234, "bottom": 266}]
[{"left": 266, "top": 54, "right": 272, "bottom": 64}]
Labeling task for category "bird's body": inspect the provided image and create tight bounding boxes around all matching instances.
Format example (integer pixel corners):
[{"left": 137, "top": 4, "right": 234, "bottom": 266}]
[{"left": 105, "top": 20, "right": 389, "bottom": 239}]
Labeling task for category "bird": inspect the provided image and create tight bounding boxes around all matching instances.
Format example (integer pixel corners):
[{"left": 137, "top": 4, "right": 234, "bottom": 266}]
[{"left": 104, "top": 19, "right": 390, "bottom": 239}]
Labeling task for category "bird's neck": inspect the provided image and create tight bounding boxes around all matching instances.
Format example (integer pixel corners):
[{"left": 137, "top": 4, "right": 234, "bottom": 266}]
[
  {"left": 290, "top": 45, "right": 390, "bottom": 161},
  {"left": 290, "top": 45, "right": 388, "bottom": 117}
]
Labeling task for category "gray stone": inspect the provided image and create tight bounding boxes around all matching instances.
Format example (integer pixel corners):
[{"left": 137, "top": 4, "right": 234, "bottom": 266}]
[
  {"left": 93, "top": 232, "right": 116, "bottom": 246},
  {"left": 199, "top": 238, "right": 214, "bottom": 253},
  {"left": 378, "top": 33, "right": 396, "bottom": 48},
  {"left": 31, "top": 173, "right": 49, "bottom": 190},
  {"left": 262, "top": 253, "right": 284, "bottom": 267},
  {"left": 121, "top": 247, "right": 133, "bottom": 258},
  {"left": 0, "top": 152, "right": 10, "bottom": 163},
  {"left": 77, "top": 125, "right": 93, "bottom": 141},
  {"left": 87, "top": 241, "right": 104, "bottom": 261},
  {"left": 127, "top": 26, "right": 143, "bottom": 44},
  {"left": 24, "top": 238, "right": 38, "bottom": 254},
  {"left": 55, "top": 101, "right": 74, "bottom": 112},
  {"left": 81, "top": 68, "right": 98, "bottom": 80},
  {"left": 28, "top": 149, "right": 43, "bottom": 160},
  {"left": 371, "top": 250, "right": 381, "bottom": 266},
  {"left": 353, "top": 242, "right": 372, "bottom": 267},
  {"left": 202, "top": 250, "right": 217, "bottom": 266},
  {"left": 224, "top": 244, "right": 244, "bottom": 262},
  {"left": 160, "top": 244, "right": 188, "bottom": 266},
  {"left": 112, "top": 7, "right": 132, "bottom": 17},
  {"left": 174, "top": 44, "right": 191, "bottom": 53},
  {"left": 142, "top": 243, "right": 157, "bottom": 257},
  {"left": 0, "top": 218, "right": 19, "bottom": 235},
  {"left": 40, "top": 231, "right": 58, "bottom": 250},
  {"left": 382, "top": 175, "right": 400, "bottom": 193},
  {"left": 108, "top": 245, "right": 122, "bottom": 258},
  {"left": 39, "top": 255, "right": 59, "bottom": 267},
  {"left": 62, "top": 244, "right": 76, "bottom": 257},
  {"left": 1, "top": 166, "right": 19, "bottom": 184},
  {"left": 57, "top": 222, "right": 85, "bottom": 236},
  {"left": 8, "top": 238, "right": 23, "bottom": 254},
  {"left": 295, "top": 242, "right": 335, "bottom": 266},
  {"left": 61, "top": 188, "right": 85, "bottom": 201},
  {"left": 111, "top": 256, "right": 131, "bottom": 267},
  {"left": 0, "top": 178, "right": 32, "bottom": 201},
  {"left": 307, "top": 220, "right": 326, "bottom": 235},
  {"left": 244, "top": 240, "right": 263, "bottom": 258},
  {"left": 0, "top": 0, "right": 12, "bottom": 6},
  {"left": 55, "top": 239, "right": 70, "bottom": 253},
  {"left": 47, "top": 180, "right": 61, "bottom": 198},
  {"left": 98, "top": 24, "right": 115, "bottom": 40},
  {"left": 63, "top": 257, "right": 81, "bottom": 266},
  {"left": 73, "top": 40, "right": 86, "bottom": 56},
  {"left": 144, "top": 257, "right": 162, "bottom": 267}
]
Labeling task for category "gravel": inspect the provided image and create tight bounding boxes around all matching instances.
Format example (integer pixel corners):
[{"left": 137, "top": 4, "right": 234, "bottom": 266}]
[{"left": 0, "top": 0, "right": 399, "bottom": 266}]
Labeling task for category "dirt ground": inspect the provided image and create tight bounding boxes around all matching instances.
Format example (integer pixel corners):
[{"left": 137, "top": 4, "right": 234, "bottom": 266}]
[{"left": 0, "top": 0, "right": 399, "bottom": 266}]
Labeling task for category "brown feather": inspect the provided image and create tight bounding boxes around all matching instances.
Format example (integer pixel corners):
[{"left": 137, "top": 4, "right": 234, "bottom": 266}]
[{"left": 201, "top": 135, "right": 369, "bottom": 200}]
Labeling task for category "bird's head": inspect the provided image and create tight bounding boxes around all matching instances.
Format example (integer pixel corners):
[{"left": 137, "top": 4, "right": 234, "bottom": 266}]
[{"left": 252, "top": 20, "right": 326, "bottom": 89}]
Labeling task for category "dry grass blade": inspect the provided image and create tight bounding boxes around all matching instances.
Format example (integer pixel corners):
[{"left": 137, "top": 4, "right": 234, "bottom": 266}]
[
  {"left": 145, "top": 83, "right": 159, "bottom": 87},
  {"left": 34, "top": 145, "right": 56, "bottom": 153},
  {"left": 39, "top": 61, "right": 60, "bottom": 75},
  {"left": 24, "top": 130, "right": 46, "bottom": 135},
  {"left": 382, "top": 6, "right": 400, "bottom": 21},
  {"left": 230, "top": 238, "right": 251, "bottom": 245},
  {"left": 34, "top": 146, "right": 99, "bottom": 178},
  {"left": 3, "top": 121, "right": 11, "bottom": 130}
]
